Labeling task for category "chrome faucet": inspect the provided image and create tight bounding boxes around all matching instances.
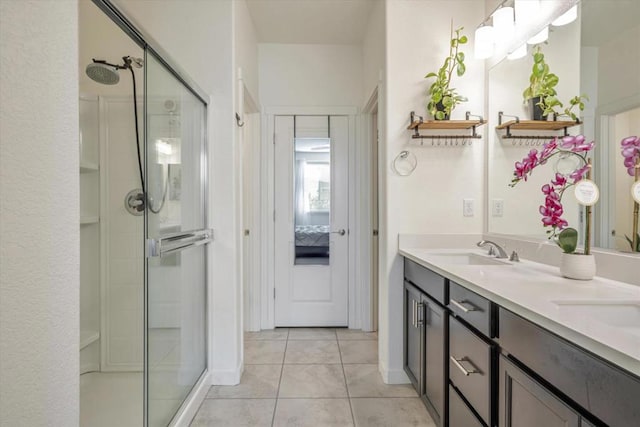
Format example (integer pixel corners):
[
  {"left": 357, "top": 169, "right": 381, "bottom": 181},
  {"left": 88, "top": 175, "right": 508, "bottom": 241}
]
[{"left": 477, "top": 240, "right": 508, "bottom": 259}]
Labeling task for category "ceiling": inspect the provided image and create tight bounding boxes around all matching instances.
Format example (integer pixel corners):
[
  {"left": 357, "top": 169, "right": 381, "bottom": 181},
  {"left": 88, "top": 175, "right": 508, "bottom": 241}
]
[{"left": 245, "top": 0, "right": 375, "bottom": 45}]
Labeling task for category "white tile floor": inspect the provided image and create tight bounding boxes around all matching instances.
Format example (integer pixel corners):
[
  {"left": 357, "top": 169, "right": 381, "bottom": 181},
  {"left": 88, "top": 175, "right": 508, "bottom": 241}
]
[{"left": 191, "top": 328, "right": 435, "bottom": 427}]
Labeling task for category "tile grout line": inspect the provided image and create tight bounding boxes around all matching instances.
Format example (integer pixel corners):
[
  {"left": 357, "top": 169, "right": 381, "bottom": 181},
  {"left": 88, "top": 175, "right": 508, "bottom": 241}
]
[
  {"left": 337, "top": 334, "right": 357, "bottom": 427},
  {"left": 271, "top": 331, "right": 288, "bottom": 427}
]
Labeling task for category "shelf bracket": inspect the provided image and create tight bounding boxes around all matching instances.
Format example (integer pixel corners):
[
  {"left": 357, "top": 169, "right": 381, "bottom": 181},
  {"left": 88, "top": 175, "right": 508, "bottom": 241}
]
[
  {"left": 498, "top": 111, "right": 520, "bottom": 138},
  {"left": 410, "top": 111, "right": 423, "bottom": 137},
  {"left": 466, "top": 111, "right": 484, "bottom": 139}
]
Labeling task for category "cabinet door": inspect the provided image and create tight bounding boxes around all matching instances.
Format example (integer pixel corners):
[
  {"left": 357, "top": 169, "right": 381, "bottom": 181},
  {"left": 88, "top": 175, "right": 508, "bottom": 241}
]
[
  {"left": 404, "top": 281, "right": 423, "bottom": 392},
  {"left": 424, "top": 296, "right": 446, "bottom": 425},
  {"left": 499, "top": 355, "right": 580, "bottom": 427}
]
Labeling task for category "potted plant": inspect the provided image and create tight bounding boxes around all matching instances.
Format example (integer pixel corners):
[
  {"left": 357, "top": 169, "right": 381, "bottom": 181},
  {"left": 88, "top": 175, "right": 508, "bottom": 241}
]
[
  {"left": 522, "top": 45, "right": 559, "bottom": 120},
  {"left": 425, "top": 23, "right": 468, "bottom": 120},
  {"left": 510, "top": 135, "right": 597, "bottom": 280},
  {"left": 522, "top": 45, "right": 588, "bottom": 121}
]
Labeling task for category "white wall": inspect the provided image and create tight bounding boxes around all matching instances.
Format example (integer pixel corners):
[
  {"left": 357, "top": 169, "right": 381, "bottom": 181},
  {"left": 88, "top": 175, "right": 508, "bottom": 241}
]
[
  {"left": 114, "top": 0, "right": 242, "bottom": 384},
  {"left": 259, "top": 43, "right": 363, "bottom": 107},
  {"left": 0, "top": 1, "right": 79, "bottom": 425},
  {"left": 380, "top": 0, "right": 486, "bottom": 383},
  {"left": 235, "top": 0, "right": 260, "bottom": 102},
  {"left": 363, "top": 0, "right": 385, "bottom": 106},
  {"left": 597, "top": 24, "right": 640, "bottom": 109}
]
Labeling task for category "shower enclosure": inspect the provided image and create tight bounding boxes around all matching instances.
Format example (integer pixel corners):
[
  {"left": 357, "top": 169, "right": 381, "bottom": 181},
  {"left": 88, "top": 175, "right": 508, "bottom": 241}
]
[{"left": 79, "top": 1, "right": 209, "bottom": 426}]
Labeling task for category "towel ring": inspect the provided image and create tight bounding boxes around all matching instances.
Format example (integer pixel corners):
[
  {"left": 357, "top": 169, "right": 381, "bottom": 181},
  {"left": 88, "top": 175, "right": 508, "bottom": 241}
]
[{"left": 392, "top": 150, "right": 417, "bottom": 176}]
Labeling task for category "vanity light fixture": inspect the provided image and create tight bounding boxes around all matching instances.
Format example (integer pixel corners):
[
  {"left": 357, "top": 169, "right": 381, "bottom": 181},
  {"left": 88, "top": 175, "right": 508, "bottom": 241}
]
[
  {"left": 551, "top": 5, "right": 577, "bottom": 26},
  {"left": 507, "top": 43, "right": 527, "bottom": 60},
  {"left": 492, "top": 5, "right": 515, "bottom": 40},
  {"left": 527, "top": 25, "right": 549, "bottom": 44},
  {"left": 514, "top": 0, "right": 540, "bottom": 27},
  {"left": 474, "top": 24, "right": 495, "bottom": 59}
]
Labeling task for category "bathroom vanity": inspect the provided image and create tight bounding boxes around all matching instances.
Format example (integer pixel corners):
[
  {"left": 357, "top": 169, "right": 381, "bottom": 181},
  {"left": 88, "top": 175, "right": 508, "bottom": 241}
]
[{"left": 400, "top": 248, "right": 640, "bottom": 427}]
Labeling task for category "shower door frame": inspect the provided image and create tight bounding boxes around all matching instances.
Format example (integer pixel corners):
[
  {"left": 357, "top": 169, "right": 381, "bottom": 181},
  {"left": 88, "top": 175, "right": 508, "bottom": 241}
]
[{"left": 89, "top": 1, "right": 211, "bottom": 426}]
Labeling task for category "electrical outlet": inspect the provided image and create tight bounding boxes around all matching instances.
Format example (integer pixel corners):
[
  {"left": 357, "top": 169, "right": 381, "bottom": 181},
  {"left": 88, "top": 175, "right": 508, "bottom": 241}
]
[
  {"left": 492, "top": 199, "right": 504, "bottom": 217},
  {"left": 463, "top": 198, "right": 474, "bottom": 217}
]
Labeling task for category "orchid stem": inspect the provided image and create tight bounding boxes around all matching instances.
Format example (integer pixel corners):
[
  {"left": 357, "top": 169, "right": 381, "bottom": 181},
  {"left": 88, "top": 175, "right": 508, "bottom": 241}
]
[{"left": 633, "top": 158, "right": 639, "bottom": 252}]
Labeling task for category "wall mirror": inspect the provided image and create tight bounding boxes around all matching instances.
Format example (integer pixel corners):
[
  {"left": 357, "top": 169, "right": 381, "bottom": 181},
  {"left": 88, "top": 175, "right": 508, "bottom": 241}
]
[{"left": 486, "top": 0, "right": 640, "bottom": 254}]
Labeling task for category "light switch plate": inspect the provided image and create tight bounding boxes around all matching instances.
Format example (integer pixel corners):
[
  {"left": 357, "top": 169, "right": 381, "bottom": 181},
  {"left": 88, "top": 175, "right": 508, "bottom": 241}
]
[{"left": 463, "top": 198, "right": 474, "bottom": 217}]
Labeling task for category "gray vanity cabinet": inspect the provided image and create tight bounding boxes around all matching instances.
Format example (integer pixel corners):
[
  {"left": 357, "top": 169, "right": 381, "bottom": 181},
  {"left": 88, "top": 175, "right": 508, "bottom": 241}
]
[
  {"left": 403, "top": 280, "right": 447, "bottom": 426},
  {"left": 404, "top": 281, "right": 423, "bottom": 390},
  {"left": 403, "top": 260, "right": 447, "bottom": 427},
  {"left": 499, "top": 355, "right": 580, "bottom": 427},
  {"left": 424, "top": 298, "right": 446, "bottom": 425}
]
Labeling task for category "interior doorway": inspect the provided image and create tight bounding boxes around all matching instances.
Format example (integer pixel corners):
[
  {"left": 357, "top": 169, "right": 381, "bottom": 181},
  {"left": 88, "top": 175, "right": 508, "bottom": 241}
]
[{"left": 273, "top": 115, "right": 350, "bottom": 326}]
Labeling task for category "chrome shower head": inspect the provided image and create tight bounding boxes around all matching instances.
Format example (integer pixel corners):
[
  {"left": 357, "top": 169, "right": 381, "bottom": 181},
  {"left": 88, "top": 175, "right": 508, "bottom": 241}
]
[{"left": 86, "top": 62, "right": 120, "bottom": 85}]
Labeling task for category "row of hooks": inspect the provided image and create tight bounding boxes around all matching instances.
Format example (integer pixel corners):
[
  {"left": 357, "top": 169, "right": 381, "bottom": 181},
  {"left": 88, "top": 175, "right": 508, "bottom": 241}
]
[
  {"left": 413, "top": 136, "right": 476, "bottom": 146},
  {"left": 504, "top": 137, "right": 554, "bottom": 146}
]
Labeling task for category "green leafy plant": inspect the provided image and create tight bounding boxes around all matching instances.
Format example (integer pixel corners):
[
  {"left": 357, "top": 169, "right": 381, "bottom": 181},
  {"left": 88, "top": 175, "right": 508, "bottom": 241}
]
[
  {"left": 625, "top": 233, "right": 640, "bottom": 252},
  {"left": 425, "top": 24, "right": 468, "bottom": 120},
  {"left": 522, "top": 45, "right": 560, "bottom": 116},
  {"left": 522, "top": 45, "right": 588, "bottom": 121},
  {"left": 556, "top": 227, "right": 578, "bottom": 254}
]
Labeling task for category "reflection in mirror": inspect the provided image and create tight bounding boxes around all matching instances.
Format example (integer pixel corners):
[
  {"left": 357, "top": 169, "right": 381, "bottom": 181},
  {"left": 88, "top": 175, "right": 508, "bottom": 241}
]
[
  {"left": 294, "top": 137, "right": 331, "bottom": 265},
  {"left": 488, "top": 18, "right": 581, "bottom": 239},
  {"left": 487, "top": 0, "right": 640, "bottom": 255},
  {"left": 581, "top": 0, "right": 640, "bottom": 253}
]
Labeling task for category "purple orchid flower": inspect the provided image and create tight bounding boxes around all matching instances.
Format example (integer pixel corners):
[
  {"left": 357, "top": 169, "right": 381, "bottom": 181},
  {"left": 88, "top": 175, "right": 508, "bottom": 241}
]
[{"left": 621, "top": 136, "right": 639, "bottom": 176}]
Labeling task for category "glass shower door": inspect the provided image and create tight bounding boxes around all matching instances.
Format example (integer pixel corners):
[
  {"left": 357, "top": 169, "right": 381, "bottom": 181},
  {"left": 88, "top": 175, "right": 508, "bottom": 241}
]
[{"left": 144, "top": 51, "right": 208, "bottom": 427}]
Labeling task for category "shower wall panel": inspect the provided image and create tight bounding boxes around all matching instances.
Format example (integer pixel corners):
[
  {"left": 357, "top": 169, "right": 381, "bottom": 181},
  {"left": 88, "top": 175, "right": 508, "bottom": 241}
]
[{"left": 101, "top": 96, "right": 145, "bottom": 371}]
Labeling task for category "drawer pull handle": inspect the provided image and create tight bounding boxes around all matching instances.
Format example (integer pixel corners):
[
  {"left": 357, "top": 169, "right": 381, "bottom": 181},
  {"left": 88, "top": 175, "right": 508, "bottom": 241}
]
[
  {"left": 416, "top": 302, "right": 424, "bottom": 327},
  {"left": 412, "top": 300, "right": 417, "bottom": 328},
  {"left": 450, "top": 299, "right": 477, "bottom": 313},
  {"left": 450, "top": 356, "right": 479, "bottom": 376}
]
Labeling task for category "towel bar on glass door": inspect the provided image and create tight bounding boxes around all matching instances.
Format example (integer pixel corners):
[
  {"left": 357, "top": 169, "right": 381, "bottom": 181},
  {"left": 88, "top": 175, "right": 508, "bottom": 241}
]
[{"left": 147, "top": 228, "right": 214, "bottom": 257}]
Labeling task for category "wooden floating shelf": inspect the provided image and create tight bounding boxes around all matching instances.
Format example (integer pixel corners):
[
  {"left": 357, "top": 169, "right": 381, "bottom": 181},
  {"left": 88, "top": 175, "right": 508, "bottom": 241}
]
[
  {"left": 496, "top": 120, "right": 579, "bottom": 131},
  {"left": 408, "top": 119, "right": 486, "bottom": 130}
]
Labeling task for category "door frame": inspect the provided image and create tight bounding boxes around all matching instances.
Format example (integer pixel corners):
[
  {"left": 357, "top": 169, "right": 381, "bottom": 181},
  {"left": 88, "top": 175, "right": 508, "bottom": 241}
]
[
  {"left": 361, "top": 87, "right": 379, "bottom": 332},
  {"left": 261, "top": 105, "right": 360, "bottom": 329},
  {"left": 238, "top": 69, "right": 262, "bottom": 332}
]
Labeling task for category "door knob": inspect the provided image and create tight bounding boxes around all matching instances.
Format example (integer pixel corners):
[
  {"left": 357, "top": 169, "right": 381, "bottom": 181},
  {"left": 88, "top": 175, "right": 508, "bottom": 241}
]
[{"left": 331, "top": 229, "right": 346, "bottom": 236}]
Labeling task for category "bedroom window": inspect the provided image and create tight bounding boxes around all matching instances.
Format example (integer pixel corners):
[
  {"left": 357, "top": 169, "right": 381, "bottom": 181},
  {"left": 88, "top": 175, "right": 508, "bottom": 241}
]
[{"left": 294, "top": 137, "right": 331, "bottom": 265}]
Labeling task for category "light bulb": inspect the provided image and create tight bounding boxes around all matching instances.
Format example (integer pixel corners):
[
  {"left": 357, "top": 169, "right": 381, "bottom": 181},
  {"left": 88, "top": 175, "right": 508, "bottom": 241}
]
[
  {"left": 507, "top": 44, "right": 527, "bottom": 60},
  {"left": 527, "top": 26, "right": 548, "bottom": 44},
  {"left": 474, "top": 25, "right": 495, "bottom": 59},
  {"left": 492, "top": 6, "right": 515, "bottom": 40},
  {"left": 552, "top": 5, "right": 577, "bottom": 27}
]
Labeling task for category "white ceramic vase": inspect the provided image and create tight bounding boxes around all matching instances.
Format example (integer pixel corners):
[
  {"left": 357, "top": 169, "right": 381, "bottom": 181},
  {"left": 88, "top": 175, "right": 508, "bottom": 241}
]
[{"left": 560, "top": 253, "right": 596, "bottom": 280}]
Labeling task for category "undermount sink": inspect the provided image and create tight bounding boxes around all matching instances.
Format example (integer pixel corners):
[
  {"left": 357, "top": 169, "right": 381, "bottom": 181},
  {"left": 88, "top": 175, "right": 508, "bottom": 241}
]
[
  {"left": 552, "top": 300, "right": 640, "bottom": 330},
  {"left": 423, "top": 252, "right": 510, "bottom": 266}
]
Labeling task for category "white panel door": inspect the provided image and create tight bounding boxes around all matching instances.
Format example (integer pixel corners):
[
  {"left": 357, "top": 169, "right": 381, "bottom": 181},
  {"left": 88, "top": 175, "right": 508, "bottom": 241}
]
[{"left": 274, "top": 115, "right": 349, "bottom": 326}]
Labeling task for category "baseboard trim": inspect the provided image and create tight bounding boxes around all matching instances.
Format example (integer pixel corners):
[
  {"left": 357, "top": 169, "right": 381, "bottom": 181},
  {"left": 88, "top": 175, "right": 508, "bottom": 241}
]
[
  {"left": 210, "top": 361, "right": 243, "bottom": 385},
  {"left": 379, "top": 365, "right": 410, "bottom": 384},
  {"left": 170, "top": 370, "right": 212, "bottom": 427}
]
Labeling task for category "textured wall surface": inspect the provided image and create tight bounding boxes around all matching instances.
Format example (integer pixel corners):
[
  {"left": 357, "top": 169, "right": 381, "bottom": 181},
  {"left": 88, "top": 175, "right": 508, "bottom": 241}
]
[
  {"left": 0, "top": 1, "right": 79, "bottom": 425},
  {"left": 380, "top": 0, "right": 486, "bottom": 383}
]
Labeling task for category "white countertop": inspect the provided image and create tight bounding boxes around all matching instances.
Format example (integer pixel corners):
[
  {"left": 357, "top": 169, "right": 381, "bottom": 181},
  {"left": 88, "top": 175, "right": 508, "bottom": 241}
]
[{"left": 399, "top": 247, "right": 640, "bottom": 376}]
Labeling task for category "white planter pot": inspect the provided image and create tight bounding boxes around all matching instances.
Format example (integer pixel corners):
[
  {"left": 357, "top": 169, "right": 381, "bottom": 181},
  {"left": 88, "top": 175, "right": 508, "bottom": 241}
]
[{"left": 560, "top": 253, "right": 596, "bottom": 280}]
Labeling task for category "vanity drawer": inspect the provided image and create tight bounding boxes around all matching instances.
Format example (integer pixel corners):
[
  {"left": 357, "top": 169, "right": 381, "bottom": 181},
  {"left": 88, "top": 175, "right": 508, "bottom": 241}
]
[
  {"left": 404, "top": 258, "right": 447, "bottom": 304},
  {"left": 449, "top": 316, "right": 493, "bottom": 426},
  {"left": 449, "top": 384, "right": 484, "bottom": 427},
  {"left": 498, "top": 307, "right": 640, "bottom": 427},
  {"left": 449, "top": 280, "right": 493, "bottom": 337}
]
